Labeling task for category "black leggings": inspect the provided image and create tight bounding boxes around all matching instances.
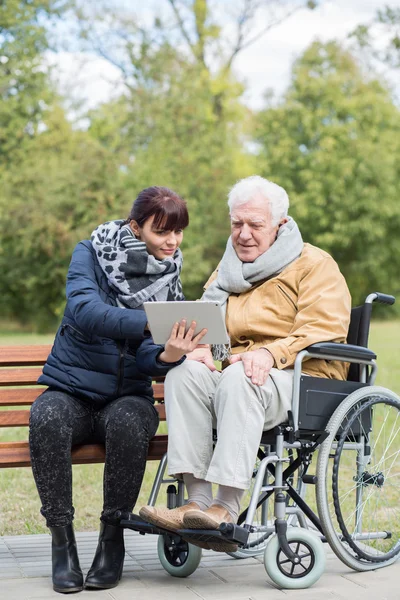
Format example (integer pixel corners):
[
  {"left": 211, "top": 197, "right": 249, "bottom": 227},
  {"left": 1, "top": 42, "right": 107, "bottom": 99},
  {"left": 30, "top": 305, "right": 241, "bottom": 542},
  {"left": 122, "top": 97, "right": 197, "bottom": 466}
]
[{"left": 29, "top": 389, "right": 159, "bottom": 527}]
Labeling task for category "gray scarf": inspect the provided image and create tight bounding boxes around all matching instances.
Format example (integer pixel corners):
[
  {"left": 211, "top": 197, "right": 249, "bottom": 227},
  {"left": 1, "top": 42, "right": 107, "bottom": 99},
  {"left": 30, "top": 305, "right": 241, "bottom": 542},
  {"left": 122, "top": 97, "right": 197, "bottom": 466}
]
[
  {"left": 202, "top": 217, "right": 303, "bottom": 359},
  {"left": 91, "top": 220, "right": 184, "bottom": 309}
]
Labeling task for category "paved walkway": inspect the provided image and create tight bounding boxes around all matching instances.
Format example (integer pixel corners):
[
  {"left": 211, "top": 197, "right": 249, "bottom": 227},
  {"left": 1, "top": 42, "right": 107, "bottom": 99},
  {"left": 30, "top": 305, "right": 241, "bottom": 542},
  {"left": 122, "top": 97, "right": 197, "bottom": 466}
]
[{"left": 1, "top": 530, "right": 399, "bottom": 600}]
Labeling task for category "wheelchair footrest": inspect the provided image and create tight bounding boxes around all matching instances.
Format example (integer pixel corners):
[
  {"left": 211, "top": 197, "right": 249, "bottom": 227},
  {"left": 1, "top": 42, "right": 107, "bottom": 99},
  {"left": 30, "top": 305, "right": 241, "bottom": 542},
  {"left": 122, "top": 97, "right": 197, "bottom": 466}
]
[
  {"left": 120, "top": 514, "right": 166, "bottom": 535},
  {"left": 177, "top": 523, "right": 249, "bottom": 546},
  {"left": 120, "top": 515, "right": 250, "bottom": 547}
]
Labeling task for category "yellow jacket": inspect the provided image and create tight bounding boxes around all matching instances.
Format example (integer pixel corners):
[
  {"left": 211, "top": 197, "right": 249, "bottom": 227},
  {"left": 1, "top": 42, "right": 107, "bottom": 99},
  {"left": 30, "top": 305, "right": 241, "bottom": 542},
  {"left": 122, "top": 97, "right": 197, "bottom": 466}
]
[{"left": 204, "top": 243, "right": 351, "bottom": 380}]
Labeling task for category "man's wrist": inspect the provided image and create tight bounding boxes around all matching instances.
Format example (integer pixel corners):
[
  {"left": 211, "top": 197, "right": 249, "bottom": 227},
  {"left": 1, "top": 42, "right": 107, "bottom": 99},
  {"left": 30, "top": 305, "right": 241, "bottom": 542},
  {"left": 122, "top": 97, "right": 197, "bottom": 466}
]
[{"left": 259, "top": 347, "right": 275, "bottom": 365}]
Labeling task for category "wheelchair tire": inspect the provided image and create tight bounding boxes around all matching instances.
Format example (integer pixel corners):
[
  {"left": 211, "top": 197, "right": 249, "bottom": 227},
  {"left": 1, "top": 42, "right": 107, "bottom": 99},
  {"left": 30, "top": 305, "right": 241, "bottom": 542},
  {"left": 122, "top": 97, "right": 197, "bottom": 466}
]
[
  {"left": 263, "top": 528, "right": 326, "bottom": 589},
  {"left": 316, "top": 386, "right": 400, "bottom": 571},
  {"left": 157, "top": 534, "right": 202, "bottom": 577}
]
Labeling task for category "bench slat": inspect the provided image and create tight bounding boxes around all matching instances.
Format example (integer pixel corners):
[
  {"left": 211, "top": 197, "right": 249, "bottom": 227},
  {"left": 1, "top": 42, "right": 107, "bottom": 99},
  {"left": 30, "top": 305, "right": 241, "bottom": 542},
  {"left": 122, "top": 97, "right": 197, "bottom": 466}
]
[
  {"left": 0, "top": 388, "right": 45, "bottom": 406},
  {"left": 0, "top": 410, "right": 30, "bottom": 427},
  {"left": 0, "top": 368, "right": 44, "bottom": 386},
  {"left": 0, "top": 384, "right": 165, "bottom": 406},
  {"left": 0, "top": 345, "right": 51, "bottom": 367},
  {"left": 0, "top": 370, "right": 166, "bottom": 388},
  {"left": 0, "top": 436, "right": 169, "bottom": 468},
  {"left": 0, "top": 404, "right": 166, "bottom": 428}
]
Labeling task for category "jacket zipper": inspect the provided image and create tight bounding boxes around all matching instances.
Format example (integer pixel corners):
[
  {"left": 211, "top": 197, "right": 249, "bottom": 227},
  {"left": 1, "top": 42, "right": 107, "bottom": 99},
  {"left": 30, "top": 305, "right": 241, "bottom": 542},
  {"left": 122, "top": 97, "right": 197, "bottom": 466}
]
[{"left": 116, "top": 340, "right": 126, "bottom": 397}]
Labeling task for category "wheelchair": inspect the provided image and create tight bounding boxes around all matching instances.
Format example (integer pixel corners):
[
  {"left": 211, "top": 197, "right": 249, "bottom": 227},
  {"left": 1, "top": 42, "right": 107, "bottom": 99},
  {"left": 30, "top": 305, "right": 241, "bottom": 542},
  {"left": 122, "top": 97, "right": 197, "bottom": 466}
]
[{"left": 120, "top": 292, "right": 400, "bottom": 589}]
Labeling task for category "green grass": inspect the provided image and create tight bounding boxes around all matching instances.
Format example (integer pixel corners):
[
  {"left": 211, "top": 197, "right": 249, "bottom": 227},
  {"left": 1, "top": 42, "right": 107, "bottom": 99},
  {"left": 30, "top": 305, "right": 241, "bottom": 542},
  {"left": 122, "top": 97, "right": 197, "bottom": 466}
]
[
  {"left": 0, "top": 332, "right": 55, "bottom": 345},
  {"left": 0, "top": 321, "right": 399, "bottom": 536}
]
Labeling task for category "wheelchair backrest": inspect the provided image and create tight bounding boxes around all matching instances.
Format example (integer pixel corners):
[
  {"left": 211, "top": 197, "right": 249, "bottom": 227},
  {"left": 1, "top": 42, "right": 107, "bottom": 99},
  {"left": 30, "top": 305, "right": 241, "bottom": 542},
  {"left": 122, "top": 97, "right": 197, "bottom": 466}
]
[{"left": 346, "top": 304, "right": 373, "bottom": 382}]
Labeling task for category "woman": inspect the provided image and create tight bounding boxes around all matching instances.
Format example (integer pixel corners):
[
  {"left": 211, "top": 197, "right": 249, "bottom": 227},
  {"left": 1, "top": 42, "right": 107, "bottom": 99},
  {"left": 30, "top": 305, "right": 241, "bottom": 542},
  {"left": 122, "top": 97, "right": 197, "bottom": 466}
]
[{"left": 29, "top": 186, "right": 205, "bottom": 594}]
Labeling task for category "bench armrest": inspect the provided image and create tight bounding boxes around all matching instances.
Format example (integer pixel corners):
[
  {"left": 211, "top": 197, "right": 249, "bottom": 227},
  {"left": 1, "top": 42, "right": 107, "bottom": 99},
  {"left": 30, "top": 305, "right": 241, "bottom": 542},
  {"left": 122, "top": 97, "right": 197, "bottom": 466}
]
[{"left": 305, "top": 342, "right": 376, "bottom": 361}]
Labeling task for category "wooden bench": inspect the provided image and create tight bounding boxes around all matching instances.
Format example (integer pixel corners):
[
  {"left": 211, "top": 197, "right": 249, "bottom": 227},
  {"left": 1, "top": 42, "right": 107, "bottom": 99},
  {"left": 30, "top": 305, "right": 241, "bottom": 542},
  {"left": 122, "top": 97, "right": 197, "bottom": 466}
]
[{"left": 0, "top": 345, "right": 168, "bottom": 468}]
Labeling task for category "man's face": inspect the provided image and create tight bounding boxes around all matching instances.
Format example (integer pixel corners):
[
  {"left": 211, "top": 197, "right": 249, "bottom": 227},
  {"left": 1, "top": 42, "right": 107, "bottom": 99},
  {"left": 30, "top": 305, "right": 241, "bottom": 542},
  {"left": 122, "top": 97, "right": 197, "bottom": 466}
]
[{"left": 230, "top": 197, "right": 284, "bottom": 263}]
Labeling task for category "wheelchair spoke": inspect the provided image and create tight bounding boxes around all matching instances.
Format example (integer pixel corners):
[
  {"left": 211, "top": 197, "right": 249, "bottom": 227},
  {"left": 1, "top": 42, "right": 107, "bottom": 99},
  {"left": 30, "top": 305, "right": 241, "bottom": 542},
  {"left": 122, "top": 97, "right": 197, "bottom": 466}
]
[
  {"left": 330, "top": 395, "right": 400, "bottom": 562},
  {"left": 277, "top": 540, "right": 315, "bottom": 579}
]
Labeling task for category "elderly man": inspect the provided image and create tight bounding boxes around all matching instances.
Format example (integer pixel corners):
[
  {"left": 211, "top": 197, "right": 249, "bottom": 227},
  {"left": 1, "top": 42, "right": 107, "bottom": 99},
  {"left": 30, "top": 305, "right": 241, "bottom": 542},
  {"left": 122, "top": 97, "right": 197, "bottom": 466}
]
[{"left": 140, "top": 175, "right": 351, "bottom": 550}]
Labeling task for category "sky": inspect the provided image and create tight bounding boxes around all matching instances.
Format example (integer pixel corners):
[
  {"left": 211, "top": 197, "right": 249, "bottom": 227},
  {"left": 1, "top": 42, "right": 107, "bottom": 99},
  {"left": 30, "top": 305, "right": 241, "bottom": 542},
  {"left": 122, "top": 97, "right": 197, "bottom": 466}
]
[{"left": 48, "top": 0, "right": 400, "bottom": 114}]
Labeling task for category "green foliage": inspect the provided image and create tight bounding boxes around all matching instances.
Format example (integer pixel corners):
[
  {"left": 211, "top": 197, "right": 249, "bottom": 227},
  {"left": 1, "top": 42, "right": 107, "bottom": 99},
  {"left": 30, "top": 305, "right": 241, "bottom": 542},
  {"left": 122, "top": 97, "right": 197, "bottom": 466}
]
[
  {"left": 86, "top": 43, "right": 255, "bottom": 298},
  {"left": 0, "top": 106, "right": 125, "bottom": 330},
  {"left": 1, "top": 3, "right": 400, "bottom": 329},
  {"left": 0, "top": 1, "right": 70, "bottom": 168},
  {"left": 256, "top": 41, "right": 400, "bottom": 310},
  {"left": 0, "top": 0, "right": 119, "bottom": 330},
  {"left": 351, "top": 5, "right": 400, "bottom": 70}
]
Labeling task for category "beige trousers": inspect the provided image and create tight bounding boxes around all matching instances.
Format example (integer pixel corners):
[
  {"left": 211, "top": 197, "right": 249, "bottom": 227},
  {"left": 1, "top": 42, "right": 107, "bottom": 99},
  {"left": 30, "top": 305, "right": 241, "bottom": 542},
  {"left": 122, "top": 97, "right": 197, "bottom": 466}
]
[{"left": 164, "top": 360, "right": 294, "bottom": 490}]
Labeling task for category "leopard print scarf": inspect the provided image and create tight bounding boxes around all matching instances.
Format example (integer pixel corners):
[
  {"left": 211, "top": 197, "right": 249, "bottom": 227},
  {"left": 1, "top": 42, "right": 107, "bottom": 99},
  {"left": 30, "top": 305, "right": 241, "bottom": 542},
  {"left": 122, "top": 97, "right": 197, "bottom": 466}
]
[{"left": 91, "top": 220, "right": 184, "bottom": 308}]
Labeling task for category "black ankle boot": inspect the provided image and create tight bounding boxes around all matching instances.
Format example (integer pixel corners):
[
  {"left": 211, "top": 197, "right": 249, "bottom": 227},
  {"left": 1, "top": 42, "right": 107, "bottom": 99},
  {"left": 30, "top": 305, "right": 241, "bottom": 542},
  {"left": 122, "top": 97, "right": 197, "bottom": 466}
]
[
  {"left": 49, "top": 524, "right": 83, "bottom": 594},
  {"left": 84, "top": 521, "right": 125, "bottom": 589}
]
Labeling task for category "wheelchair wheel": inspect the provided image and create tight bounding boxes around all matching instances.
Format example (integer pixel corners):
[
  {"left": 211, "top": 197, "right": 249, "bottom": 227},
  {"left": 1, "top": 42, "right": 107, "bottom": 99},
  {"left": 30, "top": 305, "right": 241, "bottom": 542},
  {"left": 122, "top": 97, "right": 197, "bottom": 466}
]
[
  {"left": 157, "top": 533, "right": 202, "bottom": 577},
  {"left": 263, "top": 528, "right": 326, "bottom": 589},
  {"left": 316, "top": 386, "right": 400, "bottom": 571}
]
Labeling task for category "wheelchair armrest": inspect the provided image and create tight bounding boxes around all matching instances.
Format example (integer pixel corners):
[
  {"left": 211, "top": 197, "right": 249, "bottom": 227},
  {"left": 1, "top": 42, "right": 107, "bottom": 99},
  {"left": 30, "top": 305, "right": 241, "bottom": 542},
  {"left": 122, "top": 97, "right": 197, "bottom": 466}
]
[{"left": 305, "top": 342, "right": 376, "bottom": 361}]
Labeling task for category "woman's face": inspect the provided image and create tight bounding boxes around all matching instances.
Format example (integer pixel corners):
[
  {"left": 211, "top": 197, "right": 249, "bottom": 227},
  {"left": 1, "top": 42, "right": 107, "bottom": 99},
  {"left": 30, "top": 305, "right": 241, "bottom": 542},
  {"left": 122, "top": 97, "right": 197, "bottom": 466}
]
[{"left": 130, "top": 215, "right": 184, "bottom": 260}]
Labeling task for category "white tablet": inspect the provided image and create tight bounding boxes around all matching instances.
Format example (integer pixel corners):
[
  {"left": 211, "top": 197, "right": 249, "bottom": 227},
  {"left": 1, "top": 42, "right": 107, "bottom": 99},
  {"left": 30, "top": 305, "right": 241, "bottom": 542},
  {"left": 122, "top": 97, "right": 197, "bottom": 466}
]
[{"left": 143, "top": 301, "right": 229, "bottom": 345}]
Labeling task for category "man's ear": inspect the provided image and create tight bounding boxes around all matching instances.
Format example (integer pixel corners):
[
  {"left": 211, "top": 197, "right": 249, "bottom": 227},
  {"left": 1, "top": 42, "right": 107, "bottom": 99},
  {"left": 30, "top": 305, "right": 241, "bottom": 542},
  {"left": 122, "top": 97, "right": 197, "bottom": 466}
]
[
  {"left": 279, "top": 217, "right": 289, "bottom": 226},
  {"left": 129, "top": 220, "right": 141, "bottom": 238}
]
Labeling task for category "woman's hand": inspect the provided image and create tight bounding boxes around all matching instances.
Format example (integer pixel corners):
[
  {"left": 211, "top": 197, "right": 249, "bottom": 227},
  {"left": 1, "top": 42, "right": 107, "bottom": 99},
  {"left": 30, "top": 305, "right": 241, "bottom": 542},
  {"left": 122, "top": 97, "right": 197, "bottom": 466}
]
[{"left": 158, "top": 320, "right": 208, "bottom": 363}]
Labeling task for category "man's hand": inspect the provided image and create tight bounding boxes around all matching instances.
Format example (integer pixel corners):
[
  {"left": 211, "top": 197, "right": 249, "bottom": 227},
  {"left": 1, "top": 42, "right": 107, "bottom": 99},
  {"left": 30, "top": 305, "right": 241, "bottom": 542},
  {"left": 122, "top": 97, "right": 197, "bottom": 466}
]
[
  {"left": 186, "top": 345, "right": 217, "bottom": 371},
  {"left": 158, "top": 320, "right": 207, "bottom": 363},
  {"left": 229, "top": 348, "right": 274, "bottom": 386}
]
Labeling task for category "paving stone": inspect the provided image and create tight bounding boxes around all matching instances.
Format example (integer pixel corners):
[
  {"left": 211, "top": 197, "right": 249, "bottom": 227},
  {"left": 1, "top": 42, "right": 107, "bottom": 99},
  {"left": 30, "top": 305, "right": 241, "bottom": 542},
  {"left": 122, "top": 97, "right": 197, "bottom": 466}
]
[
  {"left": 1, "top": 531, "right": 399, "bottom": 599},
  {"left": 109, "top": 581, "right": 200, "bottom": 600},
  {"left": 0, "top": 557, "right": 19, "bottom": 563},
  {"left": 0, "top": 570, "right": 23, "bottom": 579}
]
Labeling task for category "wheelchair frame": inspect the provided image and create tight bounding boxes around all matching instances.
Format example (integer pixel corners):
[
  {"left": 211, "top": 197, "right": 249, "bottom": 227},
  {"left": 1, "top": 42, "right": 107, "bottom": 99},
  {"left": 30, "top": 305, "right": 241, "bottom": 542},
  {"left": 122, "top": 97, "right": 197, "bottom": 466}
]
[{"left": 121, "top": 292, "right": 400, "bottom": 588}]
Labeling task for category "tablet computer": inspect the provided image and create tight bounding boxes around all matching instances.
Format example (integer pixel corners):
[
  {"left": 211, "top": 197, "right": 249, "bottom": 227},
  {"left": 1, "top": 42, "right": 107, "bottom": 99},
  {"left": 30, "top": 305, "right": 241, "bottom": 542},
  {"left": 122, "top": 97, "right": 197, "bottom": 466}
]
[{"left": 143, "top": 301, "right": 229, "bottom": 345}]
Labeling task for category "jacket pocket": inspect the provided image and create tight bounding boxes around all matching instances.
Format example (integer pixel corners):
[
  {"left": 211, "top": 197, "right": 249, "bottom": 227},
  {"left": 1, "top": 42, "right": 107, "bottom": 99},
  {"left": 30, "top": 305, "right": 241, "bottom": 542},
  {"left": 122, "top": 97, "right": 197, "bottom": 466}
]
[
  {"left": 60, "top": 323, "right": 92, "bottom": 344},
  {"left": 276, "top": 284, "right": 297, "bottom": 312}
]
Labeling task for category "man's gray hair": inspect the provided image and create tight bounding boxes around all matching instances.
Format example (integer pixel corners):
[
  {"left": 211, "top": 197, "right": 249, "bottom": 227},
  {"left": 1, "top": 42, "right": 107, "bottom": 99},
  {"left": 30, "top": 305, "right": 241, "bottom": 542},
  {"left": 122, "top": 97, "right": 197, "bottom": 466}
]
[{"left": 227, "top": 175, "right": 289, "bottom": 226}]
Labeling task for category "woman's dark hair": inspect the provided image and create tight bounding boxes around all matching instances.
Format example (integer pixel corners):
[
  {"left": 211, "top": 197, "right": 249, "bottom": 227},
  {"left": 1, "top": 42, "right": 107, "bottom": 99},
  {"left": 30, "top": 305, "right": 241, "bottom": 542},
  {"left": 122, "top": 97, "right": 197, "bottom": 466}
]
[{"left": 127, "top": 186, "right": 189, "bottom": 231}]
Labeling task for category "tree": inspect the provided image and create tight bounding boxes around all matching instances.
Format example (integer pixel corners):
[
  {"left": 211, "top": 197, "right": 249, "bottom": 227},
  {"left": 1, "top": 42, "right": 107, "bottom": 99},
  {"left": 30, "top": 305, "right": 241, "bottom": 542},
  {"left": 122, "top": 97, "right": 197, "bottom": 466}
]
[
  {"left": 0, "top": 1, "right": 70, "bottom": 169},
  {"left": 0, "top": 104, "right": 125, "bottom": 330},
  {"left": 72, "top": 0, "right": 320, "bottom": 119},
  {"left": 70, "top": 1, "right": 320, "bottom": 297},
  {"left": 256, "top": 41, "right": 400, "bottom": 310},
  {"left": 86, "top": 43, "right": 255, "bottom": 298},
  {"left": 351, "top": 6, "right": 400, "bottom": 70},
  {"left": 0, "top": 1, "right": 79, "bottom": 327},
  {"left": 156, "top": 0, "right": 319, "bottom": 74}
]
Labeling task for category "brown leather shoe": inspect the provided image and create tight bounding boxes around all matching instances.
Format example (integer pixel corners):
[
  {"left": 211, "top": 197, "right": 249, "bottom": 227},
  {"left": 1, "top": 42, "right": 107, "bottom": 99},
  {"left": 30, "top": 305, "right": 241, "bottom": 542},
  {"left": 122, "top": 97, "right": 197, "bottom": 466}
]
[
  {"left": 139, "top": 503, "right": 200, "bottom": 532},
  {"left": 182, "top": 504, "right": 233, "bottom": 530},
  {"left": 182, "top": 504, "right": 238, "bottom": 551}
]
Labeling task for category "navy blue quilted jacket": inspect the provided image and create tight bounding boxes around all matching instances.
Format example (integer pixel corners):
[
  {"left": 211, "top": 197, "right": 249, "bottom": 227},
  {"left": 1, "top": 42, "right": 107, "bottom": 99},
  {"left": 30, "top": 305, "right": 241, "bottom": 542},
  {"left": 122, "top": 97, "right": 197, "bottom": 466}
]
[{"left": 38, "top": 240, "right": 184, "bottom": 406}]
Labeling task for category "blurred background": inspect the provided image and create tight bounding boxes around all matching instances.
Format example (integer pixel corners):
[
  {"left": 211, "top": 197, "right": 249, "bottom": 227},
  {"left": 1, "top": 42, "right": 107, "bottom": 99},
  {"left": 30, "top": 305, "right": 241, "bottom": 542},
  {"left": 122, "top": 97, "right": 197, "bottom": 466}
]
[
  {"left": 1, "top": 0, "right": 400, "bottom": 334},
  {"left": 1, "top": 0, "right": 400, "bottom": 535}
]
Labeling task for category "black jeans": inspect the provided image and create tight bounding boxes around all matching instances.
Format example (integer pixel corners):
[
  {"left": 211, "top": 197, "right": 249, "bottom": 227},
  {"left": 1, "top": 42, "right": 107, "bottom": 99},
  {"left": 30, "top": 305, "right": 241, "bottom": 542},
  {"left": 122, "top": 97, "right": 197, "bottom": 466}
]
[{"left": 29, "top": 389, "right": 159, "bottom": 527}]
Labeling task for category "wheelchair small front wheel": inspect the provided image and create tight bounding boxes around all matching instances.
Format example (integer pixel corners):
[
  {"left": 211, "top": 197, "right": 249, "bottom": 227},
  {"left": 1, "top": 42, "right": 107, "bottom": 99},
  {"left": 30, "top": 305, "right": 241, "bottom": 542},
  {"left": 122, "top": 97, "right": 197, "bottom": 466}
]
[
  {"left": 264, "top": 529, "right": 326, "bottom": 589},
  {"left": 157, "top": 534, "right": 202, "bottom": 577}
]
